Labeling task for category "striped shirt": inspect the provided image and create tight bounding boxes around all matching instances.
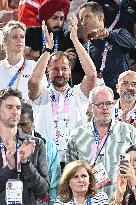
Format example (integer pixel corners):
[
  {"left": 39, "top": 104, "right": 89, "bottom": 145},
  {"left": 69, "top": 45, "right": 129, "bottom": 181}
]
[
  {"left": 54, "top": 192, "right": 109, "bottom": 205},
  {"left": 66, "top": 120, "right": 136, "bottom": 198}
]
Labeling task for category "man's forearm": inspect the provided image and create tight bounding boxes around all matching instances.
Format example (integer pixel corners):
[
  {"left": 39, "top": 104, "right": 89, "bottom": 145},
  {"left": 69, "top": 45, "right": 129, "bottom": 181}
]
[{"left": 28, "top": 51, "right": 51, "bottom": 100}]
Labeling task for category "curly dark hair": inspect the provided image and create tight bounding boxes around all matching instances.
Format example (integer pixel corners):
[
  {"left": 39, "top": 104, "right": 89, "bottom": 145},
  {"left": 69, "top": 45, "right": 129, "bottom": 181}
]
[
  {"left": 0, "top": 88, "right": 22, "bottom": 105},
  {"left": 57, "top": 160, "right": 96, "bottom": 203}
]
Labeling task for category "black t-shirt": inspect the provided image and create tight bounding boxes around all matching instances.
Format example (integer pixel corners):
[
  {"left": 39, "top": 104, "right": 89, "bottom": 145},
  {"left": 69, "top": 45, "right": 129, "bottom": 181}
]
[{"left": 25, "top": 27, "right": 74, "bottom": 53}]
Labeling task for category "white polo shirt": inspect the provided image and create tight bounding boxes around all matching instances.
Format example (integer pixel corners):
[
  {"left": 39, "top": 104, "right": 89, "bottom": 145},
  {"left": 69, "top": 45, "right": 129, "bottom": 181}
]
[
  {"left": 0, "top": 57, "right": 47, "bottom": 100},
  {"left": 32, "top": 84, "right": 89, "bottom": 161}
]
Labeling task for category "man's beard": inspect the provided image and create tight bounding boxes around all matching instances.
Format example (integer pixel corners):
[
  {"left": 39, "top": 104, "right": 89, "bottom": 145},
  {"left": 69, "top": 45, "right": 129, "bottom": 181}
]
[
  {"left": 51, "top": 76, "right": 69, "bottom": 88},
  {"left": 46, "top": 23, "right": 63, "bottom": 34},
  {"left": 120, "top": 91, "right": 136, "bottom": 102}
]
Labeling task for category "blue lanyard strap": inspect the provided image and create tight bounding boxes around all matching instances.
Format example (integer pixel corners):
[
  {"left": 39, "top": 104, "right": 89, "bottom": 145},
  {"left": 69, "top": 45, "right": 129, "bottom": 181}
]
[
  {"left": 92, "top": 121, "right": 111, "bottom": 165},
  {"left": 86, "top": 196, "right": 91, "bottom": 205},
  {"left": 8, "top": 60, "right": 25, "bottom": 87},
  {"left": 93, "top": 122, "right": 100, "bottom": 144},
  {"left": 54, "top": 34, "right": 59, "bottom": 52}
]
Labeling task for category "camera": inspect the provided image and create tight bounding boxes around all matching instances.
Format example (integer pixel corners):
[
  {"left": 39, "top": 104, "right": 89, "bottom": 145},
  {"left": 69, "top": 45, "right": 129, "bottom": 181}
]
[{"left": 119, "top": 153, "right": 130, "bottom": 174}]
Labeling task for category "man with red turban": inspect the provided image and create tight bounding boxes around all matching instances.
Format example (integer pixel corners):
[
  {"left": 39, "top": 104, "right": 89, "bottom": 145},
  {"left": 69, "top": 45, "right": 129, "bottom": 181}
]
[
  {"left": 24, "top": 0, "right": 77, "bottom": 72},
  {"left": 18, "top": 0, "right": 70, "bottom": 27}
]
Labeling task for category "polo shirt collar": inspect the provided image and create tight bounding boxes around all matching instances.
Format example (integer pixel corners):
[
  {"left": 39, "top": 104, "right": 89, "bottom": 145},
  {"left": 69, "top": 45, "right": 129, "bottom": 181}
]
[{"left": 3, "top": 57, "right": 24, "bottom": 69}]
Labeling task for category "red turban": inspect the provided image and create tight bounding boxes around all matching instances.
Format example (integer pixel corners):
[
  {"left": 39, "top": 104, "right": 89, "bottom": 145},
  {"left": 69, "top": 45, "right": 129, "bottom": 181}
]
[{"left": 38, "top": 0, "right": 70, "bottom": 23}]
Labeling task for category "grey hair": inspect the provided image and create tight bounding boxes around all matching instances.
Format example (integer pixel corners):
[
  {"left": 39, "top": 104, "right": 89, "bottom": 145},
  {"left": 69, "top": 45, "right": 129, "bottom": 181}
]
[
  {"left": 118, "top": 70, "right": 136, "bottom": 84},
  {"left": 2, "top": 20, "right": 26, "bottom": 41},
  {"left": 89, "top": 86, "right": 114, "bottom": 103}
]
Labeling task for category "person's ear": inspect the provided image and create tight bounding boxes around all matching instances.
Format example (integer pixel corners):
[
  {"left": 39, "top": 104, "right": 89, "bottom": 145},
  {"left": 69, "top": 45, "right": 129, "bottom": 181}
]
[
  {"left": 116, "top": 83, "right": 119, "bottom": 94},
  {"left": 98, "top": 13, "right": 104, "bottom": 22}
]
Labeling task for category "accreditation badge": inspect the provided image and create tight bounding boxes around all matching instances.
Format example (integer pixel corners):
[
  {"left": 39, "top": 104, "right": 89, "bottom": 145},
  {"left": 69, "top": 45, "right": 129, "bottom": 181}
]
[
  {"left": 55, "top": 127, "right": 70, "bottom": 161},
  {"left": 93, "top": 162, "right": 110, "bottom": 188},
  {"left": 6, "top": 179, "right": 23, "bottom": 205}
]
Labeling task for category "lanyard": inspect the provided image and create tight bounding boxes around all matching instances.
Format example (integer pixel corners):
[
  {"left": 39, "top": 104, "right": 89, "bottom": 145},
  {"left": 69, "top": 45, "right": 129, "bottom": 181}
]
[
  {"left": 99, "top": 0, "right": 123, "bottom": 74},
  {"left": 0, "top": 143, "right": 7, "bottom": 166},
  {"left": 74, "top": 196, "right": 91, "bottom": 205},
  {"left": 108, "top": 0, "right": 123, "bottom": 32},
  {"left": 42, "top": 29, "right": 46, "bottom": 51},
  {"left": 49, "top": 87, "right": 72, "bottom": 121},
  {"left": 42, "top": 32, "right": 59, "bottom": 52},
  {"left": 0, "top": 131, "right": 21, "bottom": 175},
  {"left": 99, "top": 41, "right": 110, "bottom": 74},
  {"left": 54, "top": 35, "right": 59, "bottom": 52},
  {"left": 91, "top": 122, "right": 110, "bottom": 166},
  {"left": 8, "top": 59, "right": 25, "bottom": 89}
]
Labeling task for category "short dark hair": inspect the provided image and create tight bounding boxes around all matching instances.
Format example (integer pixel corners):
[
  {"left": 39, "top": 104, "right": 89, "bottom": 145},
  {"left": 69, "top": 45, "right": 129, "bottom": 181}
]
[
  {"left": 80, "top": 2, "right": 104, "bottom": 16},
  {"left": 21, "top": 102, "right": 33, "bottom": 121},
  {"left": 57, "top": 160, "right": 96, "bottom": 202},
  {"left": 0, "top": 88, "right": 22, "bottom": 105}
]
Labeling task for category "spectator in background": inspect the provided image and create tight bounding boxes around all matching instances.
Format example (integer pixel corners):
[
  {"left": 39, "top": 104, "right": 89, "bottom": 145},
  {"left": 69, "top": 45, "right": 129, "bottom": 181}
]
[
  {"left": 66, "top": 86, "right": 136, "bottom": 197},
  {"left": 113, "top": 70, "right": 136, "bottom": 127},
  {"left": 18, "top": 0, "right": 43, "bottom": 27},
  {"left": 18, "top": 102, "right": 61, "bottom": 205},
  {"left": 96, "top": 0, "right": 136, "bottom": 76},
  {"left": 54, "top": 160, "right": 109, "bottom": 205},
  {"left": 0, "top": 0, "right": 18, "bottom": 28},
  {"left": 0, "top": 20, "right": 47, "bottom": 101},
  {"left": 24, "top": 0, "right": 76, "bottom": 69},
  {"left": 28, "top": 14, "right": 96, "bottom": 168},
  {"left": 77, "top": 1, "right": 136, "bottom": 99},
  {"left": 0, "top": 88, "right": 49, "bottom": 205},
  {"left": 96, "top": 0, "right": 136, "bottom": 38},
  {"left": 110, "top": 145, "right": 136, "bottom": 205}
]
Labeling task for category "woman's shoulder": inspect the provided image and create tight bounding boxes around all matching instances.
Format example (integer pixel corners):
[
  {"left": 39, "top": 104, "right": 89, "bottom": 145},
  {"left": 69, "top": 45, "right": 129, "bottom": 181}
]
[{"left": 91, "top": 191, "right": 109, "bottom": 204}]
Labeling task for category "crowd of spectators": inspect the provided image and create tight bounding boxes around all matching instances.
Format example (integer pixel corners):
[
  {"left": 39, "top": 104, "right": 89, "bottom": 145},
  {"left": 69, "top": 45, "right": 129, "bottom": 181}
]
[{"left": 0, "top": 0, "right": 136, "bottom": 205}]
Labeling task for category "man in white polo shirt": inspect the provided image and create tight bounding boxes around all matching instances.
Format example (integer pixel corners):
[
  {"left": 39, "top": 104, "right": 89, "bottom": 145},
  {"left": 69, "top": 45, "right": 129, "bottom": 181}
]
[{"left": 28, "top": 15, "right": 97, "bottom": 168}]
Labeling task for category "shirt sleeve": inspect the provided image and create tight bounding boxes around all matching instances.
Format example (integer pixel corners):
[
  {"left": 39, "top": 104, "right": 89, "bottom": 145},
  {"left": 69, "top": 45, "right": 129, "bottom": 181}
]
[
  {"left": 107, "top": 28, "right": 136, "bottom": 49},
  {"left": 21, "top": 138, "right": 49, "bottom": 199}
]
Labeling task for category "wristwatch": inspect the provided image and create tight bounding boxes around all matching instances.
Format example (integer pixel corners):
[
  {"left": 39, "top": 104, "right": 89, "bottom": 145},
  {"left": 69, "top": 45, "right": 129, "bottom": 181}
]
[
  {"left": 131, "top": 185, "right": 136, "bottom": 191},
  {"left": 42, "top": 48, "right": 52, "bottom": 53}
]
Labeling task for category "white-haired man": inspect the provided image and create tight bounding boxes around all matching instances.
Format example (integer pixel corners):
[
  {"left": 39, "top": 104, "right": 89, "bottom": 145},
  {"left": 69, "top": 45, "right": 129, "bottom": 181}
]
[{"left": 66, "top": 85, "right": 136, "bottom": 197}]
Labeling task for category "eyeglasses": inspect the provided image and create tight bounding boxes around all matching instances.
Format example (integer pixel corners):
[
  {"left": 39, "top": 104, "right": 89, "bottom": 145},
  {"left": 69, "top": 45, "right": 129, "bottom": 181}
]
[{"left": 93, "top": 101, "right": 114, "bottom": 109}]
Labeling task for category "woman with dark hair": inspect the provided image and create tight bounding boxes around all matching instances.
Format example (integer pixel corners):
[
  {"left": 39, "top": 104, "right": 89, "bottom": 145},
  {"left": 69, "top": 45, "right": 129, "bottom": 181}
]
[
  {"left": 110, "top": 145, "right": 136, "bottom": 205},
  {"left": 55, "top": 160, "right": 109, "bottom": 205}
]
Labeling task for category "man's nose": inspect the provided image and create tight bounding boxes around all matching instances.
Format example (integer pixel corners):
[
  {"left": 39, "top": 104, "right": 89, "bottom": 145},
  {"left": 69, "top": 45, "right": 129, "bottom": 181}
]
[
  {"left": 58, "top": 69, "right": 63, "bottom": 76},
  {"left": 12, "top": 107, "right": 18, "bottom": 113}
]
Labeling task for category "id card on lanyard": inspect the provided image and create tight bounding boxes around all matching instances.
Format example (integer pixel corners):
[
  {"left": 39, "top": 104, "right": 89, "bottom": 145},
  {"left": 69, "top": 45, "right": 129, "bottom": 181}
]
[
  {"left": 50, "top": 87, "right": 71, "bottom": 160},
  {"left": 91, "top": 122, "right": 110, "bottom": 187},
  {"left": 6, "top": 179, "right": 23, "bottom": 205},
  {"left": 0, "top": 131, "right": 23, "bottom": 204}
]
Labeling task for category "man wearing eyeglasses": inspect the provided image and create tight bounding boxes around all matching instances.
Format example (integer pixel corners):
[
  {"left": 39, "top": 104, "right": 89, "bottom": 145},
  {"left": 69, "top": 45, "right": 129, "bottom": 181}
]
[
  {"left": 113, "top": 70, "right": 136, "bottom": 127},
  {"left": 66, "top": 85, "right": 136, "bottom": 198}
]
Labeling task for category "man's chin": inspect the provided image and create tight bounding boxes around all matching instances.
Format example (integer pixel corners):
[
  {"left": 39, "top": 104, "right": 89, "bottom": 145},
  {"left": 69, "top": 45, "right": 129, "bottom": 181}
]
[
  {"left": 123, "top": 94, "right": 135, "bottom": 102},
  {"left": 52, "top": 81, "right": 67, "bottom": 88}
]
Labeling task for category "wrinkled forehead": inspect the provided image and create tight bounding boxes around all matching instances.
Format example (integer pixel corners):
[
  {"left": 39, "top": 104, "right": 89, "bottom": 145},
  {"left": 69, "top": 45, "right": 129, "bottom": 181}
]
[
  {"left": 49, "top": 55, "right": 70, "bottom": 66},
  {"left": 93, "top": 90, "right": 113, "bottom": 102}
]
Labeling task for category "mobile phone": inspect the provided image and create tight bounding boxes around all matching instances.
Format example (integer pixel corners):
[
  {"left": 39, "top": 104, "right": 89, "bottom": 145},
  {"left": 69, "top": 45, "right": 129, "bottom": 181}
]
[{"left": 119, "top": 153, "right": 130, "bottom": 174}]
